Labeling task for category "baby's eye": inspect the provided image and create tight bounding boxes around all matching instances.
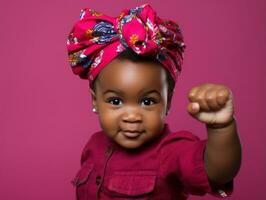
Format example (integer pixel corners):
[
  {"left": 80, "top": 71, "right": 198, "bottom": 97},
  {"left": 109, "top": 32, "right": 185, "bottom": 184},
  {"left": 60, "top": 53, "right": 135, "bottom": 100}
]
[
  {"left": 108, "top": 98, "right": 123, "bottom": 106},
  {"left": 141, "top": 98, "right": 156, "bottom": 106}
]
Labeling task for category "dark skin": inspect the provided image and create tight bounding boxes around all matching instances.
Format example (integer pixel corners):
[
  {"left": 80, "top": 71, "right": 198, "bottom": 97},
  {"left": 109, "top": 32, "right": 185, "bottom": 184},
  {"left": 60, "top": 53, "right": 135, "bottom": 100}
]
[
  {"left": 90, "top": 59, "right": 168, "bottom": 149},
  {"left": 90, "top": 58, "right": 241, "bottom": 185},
  {"left": 187, "top": 85, "right": 241, "bottom": 184}
]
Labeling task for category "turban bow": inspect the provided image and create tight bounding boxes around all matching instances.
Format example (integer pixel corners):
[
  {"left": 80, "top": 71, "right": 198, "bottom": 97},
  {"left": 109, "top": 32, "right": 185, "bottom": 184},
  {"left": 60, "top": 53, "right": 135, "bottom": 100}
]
[{"left": 67, "top": 4, "right": 185, "bottom": 87}]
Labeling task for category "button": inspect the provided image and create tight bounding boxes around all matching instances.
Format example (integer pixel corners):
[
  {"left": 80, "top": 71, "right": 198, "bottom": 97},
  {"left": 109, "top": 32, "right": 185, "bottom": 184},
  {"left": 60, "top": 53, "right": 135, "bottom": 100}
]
[
  {"left": 96, "top": 176, "right": 101, "bottom": 185},
  {"left": 218, "top": 189, "right": 227, "bottom": 197}
]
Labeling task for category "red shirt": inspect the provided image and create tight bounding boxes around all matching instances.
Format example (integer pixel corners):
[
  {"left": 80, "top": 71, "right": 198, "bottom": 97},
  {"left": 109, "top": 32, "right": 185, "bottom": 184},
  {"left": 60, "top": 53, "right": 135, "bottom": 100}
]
[{"left": 71, "top": 124, "right": 233, "bottom": 199}]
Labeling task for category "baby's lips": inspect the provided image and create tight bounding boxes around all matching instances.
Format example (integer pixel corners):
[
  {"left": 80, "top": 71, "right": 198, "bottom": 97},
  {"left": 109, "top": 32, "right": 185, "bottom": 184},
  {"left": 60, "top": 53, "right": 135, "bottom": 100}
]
[
  {"left": 119, "top": 128, "right": 145, "bottom": 138},
  {"left": 121, "top": 130, "right": 142, "bottom": 138}
]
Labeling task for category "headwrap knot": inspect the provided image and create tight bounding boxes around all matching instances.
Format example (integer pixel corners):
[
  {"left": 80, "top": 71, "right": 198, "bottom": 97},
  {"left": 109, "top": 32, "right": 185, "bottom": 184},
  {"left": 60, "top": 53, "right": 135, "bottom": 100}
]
[{"left": 67, "top": 4, "right": 185, "bottom": 87}]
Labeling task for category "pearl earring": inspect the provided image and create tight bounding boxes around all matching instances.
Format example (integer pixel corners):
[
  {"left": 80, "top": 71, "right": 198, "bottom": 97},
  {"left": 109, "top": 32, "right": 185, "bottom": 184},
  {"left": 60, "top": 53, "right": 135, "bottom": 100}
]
[{"left": 92, "top": 108, "right": 97, "bottom": 113}]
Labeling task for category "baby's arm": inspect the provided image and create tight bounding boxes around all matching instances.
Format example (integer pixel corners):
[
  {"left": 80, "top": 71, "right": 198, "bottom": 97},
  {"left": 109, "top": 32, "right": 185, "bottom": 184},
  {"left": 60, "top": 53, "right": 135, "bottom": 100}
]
[{"left": 187, "top": 83, "right": 241, "bottom": 185}]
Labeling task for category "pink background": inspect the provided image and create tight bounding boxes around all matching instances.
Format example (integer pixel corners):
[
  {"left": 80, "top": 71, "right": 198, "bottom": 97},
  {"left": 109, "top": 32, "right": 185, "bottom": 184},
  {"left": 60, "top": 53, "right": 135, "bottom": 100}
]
[{"left": 0, "top": 0, "right": 265, "bottom": 199}]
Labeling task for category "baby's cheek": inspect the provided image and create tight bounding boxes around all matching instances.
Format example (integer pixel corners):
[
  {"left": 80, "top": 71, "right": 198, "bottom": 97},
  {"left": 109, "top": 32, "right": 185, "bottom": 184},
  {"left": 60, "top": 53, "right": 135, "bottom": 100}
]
[
  {"left": 98, "top": 112, "right": 115, "bottom": 129},
  {"left": 154, "top": 106, "right": 167, "bottom": 121},
  {"left": 144, "top": 111, "right": 165, "bottom": 132}
]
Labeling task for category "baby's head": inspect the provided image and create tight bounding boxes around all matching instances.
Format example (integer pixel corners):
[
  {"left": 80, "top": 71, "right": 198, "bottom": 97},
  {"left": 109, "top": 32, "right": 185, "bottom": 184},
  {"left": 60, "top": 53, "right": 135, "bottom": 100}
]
[
  {"left": 90, "top": 49, "right": 175, "bottom": 149},
  {"left": 67, "top": 4, "right": 185, "bottom": 149}
]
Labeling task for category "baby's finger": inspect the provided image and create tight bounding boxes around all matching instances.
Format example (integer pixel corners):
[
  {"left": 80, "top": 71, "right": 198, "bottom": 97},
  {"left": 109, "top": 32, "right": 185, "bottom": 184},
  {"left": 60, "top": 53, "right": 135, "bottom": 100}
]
[
  {"left": 187, "top": 102, "right": 200, "bottom": 116},
  {"left": 217, "top": 87, "right": 231, "bottom": 106},
  {"left": 187, "top": 87, "right": 199, "bottom": 102},
  {"left": 192, "top": 88, "right": 211, "bottom": 111},
  {"left": 205, "top": 88, "right": 221, "bottom": 110}
]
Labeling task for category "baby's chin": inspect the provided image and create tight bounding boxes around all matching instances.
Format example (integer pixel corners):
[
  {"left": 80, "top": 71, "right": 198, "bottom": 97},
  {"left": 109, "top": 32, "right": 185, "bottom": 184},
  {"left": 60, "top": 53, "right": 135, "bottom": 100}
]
[
  {"left": 116, "top": 141, "right": 143, "bottom": 150},
  {"left": 115, "top": 135, "right": 161, "bottom": 150},
  {"left": 114, "top": 137, "right": 146, "bottom": 150}
]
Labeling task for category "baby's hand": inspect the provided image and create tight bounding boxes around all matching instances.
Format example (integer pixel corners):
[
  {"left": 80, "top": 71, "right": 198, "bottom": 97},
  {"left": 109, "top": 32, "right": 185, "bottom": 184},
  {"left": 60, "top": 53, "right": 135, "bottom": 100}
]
[{"left": 187, "top": 83, "right": 234, "bottom": 126}]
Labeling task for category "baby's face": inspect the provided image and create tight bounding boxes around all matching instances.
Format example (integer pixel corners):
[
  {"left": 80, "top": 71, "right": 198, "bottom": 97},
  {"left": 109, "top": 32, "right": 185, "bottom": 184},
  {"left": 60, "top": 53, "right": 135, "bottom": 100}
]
[{"left": 91, "top": 58, "right": 169, "bottom": 149}]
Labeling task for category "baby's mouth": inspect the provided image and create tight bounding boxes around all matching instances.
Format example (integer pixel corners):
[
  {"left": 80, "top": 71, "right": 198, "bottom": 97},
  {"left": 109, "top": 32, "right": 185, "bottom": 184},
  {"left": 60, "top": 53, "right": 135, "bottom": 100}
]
[{"left": 120, "top": 129, "right": 144, "bottom": 138}]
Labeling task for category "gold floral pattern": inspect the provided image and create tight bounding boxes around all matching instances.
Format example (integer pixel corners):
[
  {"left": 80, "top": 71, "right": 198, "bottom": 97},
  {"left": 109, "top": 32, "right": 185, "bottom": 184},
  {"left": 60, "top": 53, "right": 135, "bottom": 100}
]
[
  {"left": 129, "top": 34, "right": 139, "bottom": 45},
  {"left": 89, "top": 9, "right": 103, "bottom": 16}
]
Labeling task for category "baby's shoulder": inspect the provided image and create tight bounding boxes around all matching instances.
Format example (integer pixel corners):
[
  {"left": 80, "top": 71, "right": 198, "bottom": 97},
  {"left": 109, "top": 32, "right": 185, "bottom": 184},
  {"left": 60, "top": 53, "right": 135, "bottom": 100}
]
[
  {"left": 156, "top": 129, "right": 204, "bottom": 152},
  {"left": 80, "top": 131, "right": 107, "bottom": 163},
  {"left": 90, "top": 130, "right": 107, "bottom": 142},
  {"left": 156, "top": 130, "right": 206, "bottom": 160},
  {"left": 83, "top": 131, "right": 107, "bottom": 149},
  {"left": 163, "top": 129, "right": 200, "bottom": 142}
]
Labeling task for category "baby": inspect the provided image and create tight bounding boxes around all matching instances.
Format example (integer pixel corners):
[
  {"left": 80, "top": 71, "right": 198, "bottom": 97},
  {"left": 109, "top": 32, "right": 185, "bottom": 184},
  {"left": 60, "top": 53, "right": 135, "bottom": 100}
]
[{"left": 67, "top": 4, "right": 241, "bottom": 200}]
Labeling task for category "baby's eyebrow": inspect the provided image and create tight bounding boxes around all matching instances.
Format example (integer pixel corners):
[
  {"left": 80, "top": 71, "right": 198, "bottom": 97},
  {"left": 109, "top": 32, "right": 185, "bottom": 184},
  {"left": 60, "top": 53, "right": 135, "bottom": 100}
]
[
  {"left": 102, "top": 89, "right": 161, "bottom": 97},
  {"left": 141, "top": 90, "right": 161, "bottom": 96},
  {"left": 103, "top": 89, "right": 124, "bottom": 95}
]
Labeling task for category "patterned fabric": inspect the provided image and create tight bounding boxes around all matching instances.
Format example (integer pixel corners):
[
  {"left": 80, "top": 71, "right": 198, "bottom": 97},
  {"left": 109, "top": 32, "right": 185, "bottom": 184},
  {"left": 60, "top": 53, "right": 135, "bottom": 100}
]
[{"left": 67, "top": 4, "right": 185, "bottom": 87}]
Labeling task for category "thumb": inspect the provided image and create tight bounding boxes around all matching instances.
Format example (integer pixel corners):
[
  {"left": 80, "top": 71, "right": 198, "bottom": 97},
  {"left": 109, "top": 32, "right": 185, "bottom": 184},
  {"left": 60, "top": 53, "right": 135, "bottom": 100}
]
[{"left": 187, "top": 102, "right": 200, "bottom": 115}]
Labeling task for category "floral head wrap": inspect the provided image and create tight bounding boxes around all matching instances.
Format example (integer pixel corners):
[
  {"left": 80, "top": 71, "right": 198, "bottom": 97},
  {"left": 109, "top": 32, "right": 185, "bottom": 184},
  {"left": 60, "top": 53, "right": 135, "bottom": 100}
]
[{"left": 67, "top": 4, "right": 185, "bottom": 87}]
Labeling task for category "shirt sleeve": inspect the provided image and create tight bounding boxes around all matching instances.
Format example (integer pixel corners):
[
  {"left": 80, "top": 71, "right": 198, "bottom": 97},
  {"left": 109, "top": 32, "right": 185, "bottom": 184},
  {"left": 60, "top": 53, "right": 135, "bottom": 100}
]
[
  {"left": 176, "top": 133, "right": 233, "bottom": 197},
  {"left": 161, "top": 130, "right": 233, "bottom": 197}
]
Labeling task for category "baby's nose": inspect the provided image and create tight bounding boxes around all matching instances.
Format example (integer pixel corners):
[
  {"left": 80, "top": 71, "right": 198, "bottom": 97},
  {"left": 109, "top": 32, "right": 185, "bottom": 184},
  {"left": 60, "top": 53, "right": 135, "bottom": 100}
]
[{"left": 122, "top": 109, "right": 142, "bottom": 123}]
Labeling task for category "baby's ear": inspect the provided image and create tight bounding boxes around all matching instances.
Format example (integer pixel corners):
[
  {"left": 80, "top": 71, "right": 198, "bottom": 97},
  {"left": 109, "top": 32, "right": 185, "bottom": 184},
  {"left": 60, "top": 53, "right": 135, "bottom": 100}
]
[{"left": 89, "top": 88, "right": 97, "bottom": 108}]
